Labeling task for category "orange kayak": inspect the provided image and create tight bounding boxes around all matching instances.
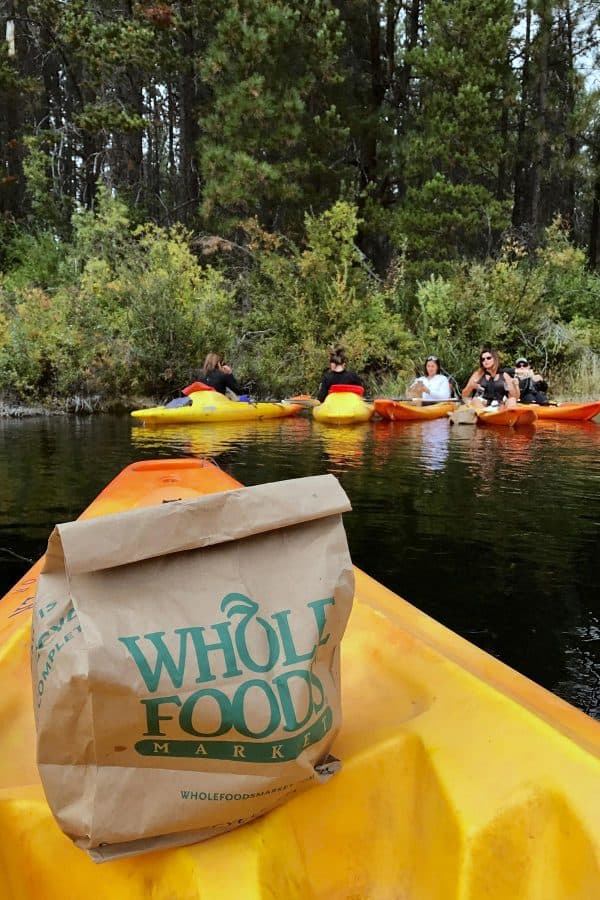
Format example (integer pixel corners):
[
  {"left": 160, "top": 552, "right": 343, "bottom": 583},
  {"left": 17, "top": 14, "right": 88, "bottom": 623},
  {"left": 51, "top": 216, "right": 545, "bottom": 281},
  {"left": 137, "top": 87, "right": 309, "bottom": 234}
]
[
  {"left": 374, "top": 399, "right": 458, "bottom": 421},
  {"left": 476, "top": 406, "right": 537, "bottom": 427},
  {"left": 2, "top": 459, "right": 600, "bottom": 899},
  {"left": 521, "top": 401, "right": 600, "bottom": 422}
]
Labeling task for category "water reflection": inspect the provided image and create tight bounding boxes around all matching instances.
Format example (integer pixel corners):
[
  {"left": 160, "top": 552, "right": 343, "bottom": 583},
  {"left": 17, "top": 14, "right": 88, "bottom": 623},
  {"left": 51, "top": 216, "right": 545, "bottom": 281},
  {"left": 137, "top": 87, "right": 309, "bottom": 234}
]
[
  {"left": 464, "top": 425, "right": 537, "bottom": 495},
  {"left": 419, "top": 419, "right": 450, "bottom": 473},
  {"left": 314, "top": 423, "right": 369, "bottom": 471},
  {"left": 1, "top": 413, "right": 599, "bottom": 717},
  {"left": 130, "top": 416, "right": 312, "bottom": 458},
  {"left": 370, "top": 419, "right": 450, "bottom": 474}
]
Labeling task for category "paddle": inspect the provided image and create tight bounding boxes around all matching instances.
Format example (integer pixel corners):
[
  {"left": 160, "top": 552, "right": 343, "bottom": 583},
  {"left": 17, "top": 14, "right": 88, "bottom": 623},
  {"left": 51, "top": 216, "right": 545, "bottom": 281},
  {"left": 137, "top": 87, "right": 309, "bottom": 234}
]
[
  {"left": 389, "top": 397, "right": 460, "bottom": 406},
  {"left": 285, "top": 395, "right": 321, "bottom": 408}
]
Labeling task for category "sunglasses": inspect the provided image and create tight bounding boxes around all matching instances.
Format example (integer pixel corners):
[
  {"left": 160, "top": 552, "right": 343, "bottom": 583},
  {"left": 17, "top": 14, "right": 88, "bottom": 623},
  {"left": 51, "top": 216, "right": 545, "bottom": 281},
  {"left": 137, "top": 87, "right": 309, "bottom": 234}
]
[
  {"left": 515, "top": 362, "right": 528, "bottom": 368},
  {"left": 480, "top": 354, "right": 493, "bottom": 362},
  {"left": 426, "top": 356, "right": 439, "bottom": 362}
]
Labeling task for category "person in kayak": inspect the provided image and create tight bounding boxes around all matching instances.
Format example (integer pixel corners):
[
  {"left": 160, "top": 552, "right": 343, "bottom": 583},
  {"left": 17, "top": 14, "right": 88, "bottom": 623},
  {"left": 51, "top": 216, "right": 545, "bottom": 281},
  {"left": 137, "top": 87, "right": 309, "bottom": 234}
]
[
  {"left": 407, "top": 355, "right": 452, "bottom": 400},
  {"left": 317, "top": 348, "right": 363, "bottom": 402},
  {"left": 462, "top": 348, "right": 518, "bottom": 407},
  {"left": 200, "top": 353, "right": 244, "bottom": 396},
  {"left": 512, "top": 357, "right": 549, "bottom": 405}
]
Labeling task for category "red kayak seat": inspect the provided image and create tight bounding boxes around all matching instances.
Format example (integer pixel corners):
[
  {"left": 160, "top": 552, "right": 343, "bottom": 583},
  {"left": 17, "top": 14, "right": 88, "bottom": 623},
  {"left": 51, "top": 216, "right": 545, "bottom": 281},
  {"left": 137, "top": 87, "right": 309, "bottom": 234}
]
[
  {"left": 328, "top": 384, "right": 365, "bottom": 396},
  {"left": 182, "top": 381, "right": 216, "bottom": 396}
]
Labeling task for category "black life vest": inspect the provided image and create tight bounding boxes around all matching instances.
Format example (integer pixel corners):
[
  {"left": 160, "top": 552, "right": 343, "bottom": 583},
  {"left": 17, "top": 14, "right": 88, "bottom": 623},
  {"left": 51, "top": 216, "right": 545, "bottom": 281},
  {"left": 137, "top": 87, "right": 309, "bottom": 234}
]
[{"left": 477, "top": 372, "right": 508, "bottom": 404}]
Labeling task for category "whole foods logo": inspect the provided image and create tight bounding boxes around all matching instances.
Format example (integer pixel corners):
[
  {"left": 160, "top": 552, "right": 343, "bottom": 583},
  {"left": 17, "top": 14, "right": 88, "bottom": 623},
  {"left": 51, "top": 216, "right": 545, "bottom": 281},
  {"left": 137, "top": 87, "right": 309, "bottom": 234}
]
[{"left": 119, "top": 593, "right": 335, "bottom": 762}]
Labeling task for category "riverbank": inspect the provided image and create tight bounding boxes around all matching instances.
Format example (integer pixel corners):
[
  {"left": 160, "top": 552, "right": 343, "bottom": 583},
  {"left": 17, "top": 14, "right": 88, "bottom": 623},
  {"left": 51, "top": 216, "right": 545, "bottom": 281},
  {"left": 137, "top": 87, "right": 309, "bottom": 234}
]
[{"left": 0, "top": 396, "right": 151, "bottom": 418}]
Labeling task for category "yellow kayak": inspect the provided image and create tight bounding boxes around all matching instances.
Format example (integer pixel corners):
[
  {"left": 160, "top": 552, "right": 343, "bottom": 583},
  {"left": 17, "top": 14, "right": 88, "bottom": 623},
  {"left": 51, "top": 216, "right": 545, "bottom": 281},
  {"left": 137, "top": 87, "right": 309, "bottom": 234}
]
[
  {"left": 313, "top": 388, "right": 374, "bottom": 425},
  {"left": 1, "top": 460, "right": 599, "bottom": 899},
  {"left": 131, "top": 390, "right": 302, "bottom": 425}
]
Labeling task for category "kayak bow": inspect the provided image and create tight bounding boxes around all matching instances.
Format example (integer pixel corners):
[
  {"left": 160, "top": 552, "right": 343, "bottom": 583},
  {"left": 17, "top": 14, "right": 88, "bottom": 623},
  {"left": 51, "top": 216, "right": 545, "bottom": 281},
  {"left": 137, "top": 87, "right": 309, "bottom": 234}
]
[{"left": 1, "top": 459, "right": 599, "bottom": 899}]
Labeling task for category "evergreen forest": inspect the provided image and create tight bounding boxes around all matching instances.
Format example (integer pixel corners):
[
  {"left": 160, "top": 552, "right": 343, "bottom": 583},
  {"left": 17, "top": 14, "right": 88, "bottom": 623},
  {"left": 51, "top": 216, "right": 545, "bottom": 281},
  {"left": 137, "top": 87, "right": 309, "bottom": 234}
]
[{"left": 1, "top": 0, "right": 599, "bottom": 404}]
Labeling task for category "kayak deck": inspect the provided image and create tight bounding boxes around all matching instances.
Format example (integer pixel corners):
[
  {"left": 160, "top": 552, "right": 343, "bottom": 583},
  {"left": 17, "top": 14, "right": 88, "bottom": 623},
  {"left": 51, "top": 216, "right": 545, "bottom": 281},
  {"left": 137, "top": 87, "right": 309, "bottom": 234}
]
[
  {"left": 375, "top": 399, "right": 458, "bottom": 421},
  {"left": 312, "top": 393, "right": 374, "bottom": 425},
  {"left": 476, "top": 406, "right": 538, "bottom": 427},
  {"left": 1, "top": 460, "right": 599, "bottom": 899},
  {"left": 521, "top": 400, "right": 600, "bottom": 421}
]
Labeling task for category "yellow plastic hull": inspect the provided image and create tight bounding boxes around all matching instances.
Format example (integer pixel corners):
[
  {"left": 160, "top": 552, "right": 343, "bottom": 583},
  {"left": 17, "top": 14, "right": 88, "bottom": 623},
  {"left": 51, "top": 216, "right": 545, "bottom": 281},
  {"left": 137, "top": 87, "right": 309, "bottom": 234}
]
[
  {"left": 312, "top": 393, "right": 374, "bottom": 425},
  {"left": 131, "top": 391, "right": 302, "bottom": 425},
  {"left": 1, "top": 459, "right": 599, "bottom": 899}
]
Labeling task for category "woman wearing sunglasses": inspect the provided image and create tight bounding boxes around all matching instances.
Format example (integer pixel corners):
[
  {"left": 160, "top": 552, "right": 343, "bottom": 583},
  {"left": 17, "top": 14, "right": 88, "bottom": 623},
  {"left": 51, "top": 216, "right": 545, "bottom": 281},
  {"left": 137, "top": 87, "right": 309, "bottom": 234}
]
[
  {"left": 407, "top": 355, "right": 452, "bottom": 400},
  {"left": 512, "top": 357, "right": 549, "bottom": 405},
  {"left": 462, "top": 348, "right": 518, "bottom": 407}
]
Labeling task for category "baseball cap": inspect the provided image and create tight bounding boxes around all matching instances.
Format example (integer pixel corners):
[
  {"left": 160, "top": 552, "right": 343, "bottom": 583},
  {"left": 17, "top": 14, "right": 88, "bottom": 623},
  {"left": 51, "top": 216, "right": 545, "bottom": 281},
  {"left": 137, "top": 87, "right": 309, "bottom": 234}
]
[{"left": 515, "top": 357, "right": 528, "bottom": 365}]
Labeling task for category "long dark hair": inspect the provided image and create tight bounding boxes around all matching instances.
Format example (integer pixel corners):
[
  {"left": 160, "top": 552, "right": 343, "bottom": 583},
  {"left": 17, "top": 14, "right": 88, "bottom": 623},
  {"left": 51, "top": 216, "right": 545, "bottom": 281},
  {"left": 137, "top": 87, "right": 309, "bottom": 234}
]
[{"left": 478, "top": 348, "right": 500, "bottom": 376}]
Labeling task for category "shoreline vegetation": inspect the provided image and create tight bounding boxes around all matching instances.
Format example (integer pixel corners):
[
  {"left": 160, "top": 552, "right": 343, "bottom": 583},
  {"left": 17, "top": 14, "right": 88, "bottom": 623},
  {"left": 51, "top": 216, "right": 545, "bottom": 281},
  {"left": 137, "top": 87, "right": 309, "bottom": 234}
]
[
  {"left": 1, "top": 5, "right": 599, "bottom": 406},
  {"left": 1, "top": 194, "right": 599, "bottom": 410}
]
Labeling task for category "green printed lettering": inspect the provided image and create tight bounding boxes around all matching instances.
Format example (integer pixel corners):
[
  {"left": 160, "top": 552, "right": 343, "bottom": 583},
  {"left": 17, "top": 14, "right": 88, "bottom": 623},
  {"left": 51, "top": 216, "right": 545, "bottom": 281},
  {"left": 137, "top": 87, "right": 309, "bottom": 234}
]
[
  {"left": 38, "top": 601, "right": 57, "bottom": 620},
  {"left": 231, "top": 679, "right": 281, "bottom": 739},
  {"left": 271, "top": 610, "right": 315, "bottom": 664},
  {"left": 307, "top": 598, "right": 334, "bottom": 646},
  {"left": 222, "top": 593, "right": 280, "bottom": 673},
  {"left": 179, "top": 687, "right": 233, "bottom": 737},
  {"left": 119, "top": 630, "right": 189, "bottom": 692},
  {"left": 272, "top": 669, "right": 314, "bottom": 732},
  {"left": 37, "top": 631, "right": 50, "bottom": 650},
  {"left": 188, "top": 622, "right": 242, "bottom": 683},
  {"left": 310, "top": 672, "right": 325, "bottom": 713},
  {"left": 134, "top": 707, "right": 333, "bottom": 763},
  {"left": 141, "top": 695, "right": 182, "bottom": 736}
]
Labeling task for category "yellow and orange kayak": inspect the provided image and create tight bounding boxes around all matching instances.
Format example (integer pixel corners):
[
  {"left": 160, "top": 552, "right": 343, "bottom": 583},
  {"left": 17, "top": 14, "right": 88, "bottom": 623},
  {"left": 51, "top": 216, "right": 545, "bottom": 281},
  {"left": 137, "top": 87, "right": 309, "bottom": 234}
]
[
  {"left": 521, "top": 401, "right": 600, "bottom": 422},
  {"left": 312, "top": 392, "right": 374, "bottom": 425},
  {"left": 1, "top": 459, "right": 599, "bottom": 899},
  {"left": 131, "top": 391, "right": 302, "bottom": 425},
  {"left": 476, "top": 405, "right": 538, "bottom": 427},
  {"left": 375, "top": 398, "right": 458, "bottom": 421}
]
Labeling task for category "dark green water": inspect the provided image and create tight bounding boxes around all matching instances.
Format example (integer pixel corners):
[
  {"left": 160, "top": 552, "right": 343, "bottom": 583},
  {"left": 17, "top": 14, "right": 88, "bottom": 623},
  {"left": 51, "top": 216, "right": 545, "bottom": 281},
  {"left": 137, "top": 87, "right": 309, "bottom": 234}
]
[{"left": 1, "top": 413, "right": 599, "bottom": 717}]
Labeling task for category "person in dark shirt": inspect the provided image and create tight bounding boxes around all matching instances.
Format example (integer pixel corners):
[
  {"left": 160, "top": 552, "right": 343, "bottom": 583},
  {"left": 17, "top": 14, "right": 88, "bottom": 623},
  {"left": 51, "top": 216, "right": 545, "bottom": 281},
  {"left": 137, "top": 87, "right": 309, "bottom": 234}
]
[
  {"left": 462, "top": 348, "right": 518, "bottom": 408},
  {"left": 317, "top": 348, "right": 363, "bottom": 403},
  {"left": 200, "top": 353, "right": 244, "bottom": 396},
  {"left": 512, "top": 357, "right": 550, "bottom": 405}
]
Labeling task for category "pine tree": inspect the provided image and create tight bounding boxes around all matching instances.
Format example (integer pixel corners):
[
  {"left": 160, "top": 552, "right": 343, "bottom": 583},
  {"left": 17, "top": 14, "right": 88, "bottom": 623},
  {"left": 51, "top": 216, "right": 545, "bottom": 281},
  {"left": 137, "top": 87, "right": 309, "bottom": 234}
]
[
  {"left": 394, "top": 0, "right": 515, "bottom": 274},
  {"left": 198, "top": 0, "right": 350, "bottom": 235}
]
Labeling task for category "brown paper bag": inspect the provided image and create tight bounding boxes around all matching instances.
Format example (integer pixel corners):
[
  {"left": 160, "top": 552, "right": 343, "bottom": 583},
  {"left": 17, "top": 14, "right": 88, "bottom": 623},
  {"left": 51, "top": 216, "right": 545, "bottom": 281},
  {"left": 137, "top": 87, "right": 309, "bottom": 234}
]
[{"left": 31, "top": 474, "right": 353, "bottom": 861}]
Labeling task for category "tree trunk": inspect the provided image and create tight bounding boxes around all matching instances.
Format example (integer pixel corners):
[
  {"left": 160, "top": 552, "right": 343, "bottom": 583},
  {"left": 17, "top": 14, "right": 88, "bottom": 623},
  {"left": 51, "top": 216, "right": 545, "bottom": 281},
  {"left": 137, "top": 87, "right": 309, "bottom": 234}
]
[
  {"left": 0, "top": 0, "right": 26, "bottom": 217},
  {"left": 529, "top": 0, "right": 551, "bottom": 232},
  {"left": 589, "top": 169, "right": 600, "bottom": 270},
  {"left": 512, "top": 0, "right": 532, "bottom": 226}
]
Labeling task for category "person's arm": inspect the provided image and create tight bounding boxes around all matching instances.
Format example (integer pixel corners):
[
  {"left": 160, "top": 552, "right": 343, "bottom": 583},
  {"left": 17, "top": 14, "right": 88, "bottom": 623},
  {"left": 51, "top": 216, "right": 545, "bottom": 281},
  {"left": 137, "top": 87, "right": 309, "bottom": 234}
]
[
  {"left": 317, "top": 373, "right": 331, "bottom": 403},
  {"left": 223, "top": 371, "right": 243, "bottom": 396},
  {"left": 505, "top": 372, "right": 519, "bottom": 399},
  {"left": 462, "top": 372, "right": 479, "bottom": 399}
]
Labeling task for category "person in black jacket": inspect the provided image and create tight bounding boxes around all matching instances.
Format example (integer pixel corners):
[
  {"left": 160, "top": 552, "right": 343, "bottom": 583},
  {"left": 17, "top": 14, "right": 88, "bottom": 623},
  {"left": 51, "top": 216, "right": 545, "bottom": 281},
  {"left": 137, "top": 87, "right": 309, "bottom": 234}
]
[
  {"left": 512, "top": 357, "right": 550, "bottom": 405},
  {"left": 317, "top": 348, "right": 363, "bottom": 403},
  {"left": 200, "top": 353, "right": 244, "bottom": 396}
]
